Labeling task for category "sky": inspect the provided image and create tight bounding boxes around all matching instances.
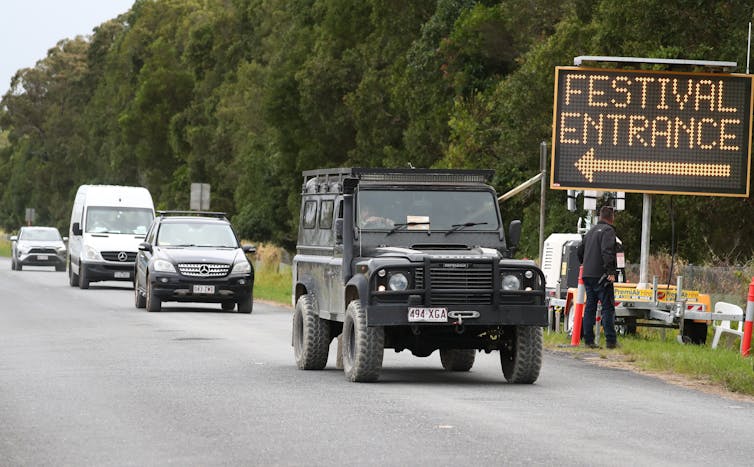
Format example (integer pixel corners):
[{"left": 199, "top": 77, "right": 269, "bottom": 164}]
[{"left": 0, "top": 0, "right": 135, "bottom": 94}]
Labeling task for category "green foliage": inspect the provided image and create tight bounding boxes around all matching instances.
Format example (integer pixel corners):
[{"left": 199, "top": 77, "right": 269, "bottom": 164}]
[{"left": 0, "top": 0, "right": 752, "bottom": 265}]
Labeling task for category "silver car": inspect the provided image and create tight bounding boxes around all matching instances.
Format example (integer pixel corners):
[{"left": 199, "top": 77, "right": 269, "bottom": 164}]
[{"left": 11, "top": 226, "right": 67, "bottom": 271}]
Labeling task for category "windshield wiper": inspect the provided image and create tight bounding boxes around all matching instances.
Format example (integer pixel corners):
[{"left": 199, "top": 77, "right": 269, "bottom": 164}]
[
  {"left": 444, "top": 222, "right": 488, "bottom": 236},
  {"left": 386, "top": 221, "right": 431, "bottom": 236}
]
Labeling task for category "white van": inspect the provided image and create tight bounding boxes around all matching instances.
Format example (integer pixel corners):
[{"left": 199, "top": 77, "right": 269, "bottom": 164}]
[{"left": 68, "top": 185, "right": 155, "bottom": 289}]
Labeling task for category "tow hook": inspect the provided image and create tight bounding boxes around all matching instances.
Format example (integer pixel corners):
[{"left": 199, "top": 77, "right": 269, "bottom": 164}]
[{"left": 448, "top": 310, "right": 480, "bottom": 326}]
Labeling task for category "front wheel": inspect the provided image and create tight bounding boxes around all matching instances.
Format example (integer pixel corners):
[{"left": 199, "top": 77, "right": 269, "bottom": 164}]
[
  {"left": 293, "top": 294, "right": 330, "bottom": 369},
  {"left": 342, "top": 300, "right": 384, "bottom": 382},
  {"left": 79, "top": 264, "right": 90, "bottom": 289},
  {"left": 500, "top": 326, "right": 543, "bottom": 384},
  {"left": 134, "top": 282, "right": 146, "bottom": 309},
  {"left": 146, "top": 279, "right": 161, "bottom": 312},
  {"left": 237, "top": 294, "right": 253, "bottom": 314},
  {"left": 68, "top": 258, "right": 79, "bottom": 287},
  {"left": 440, "top": 349, "right": 476, "bottom": 371},
  {"left": 11, "top": 259, "right": 16, "bottom": 271}
]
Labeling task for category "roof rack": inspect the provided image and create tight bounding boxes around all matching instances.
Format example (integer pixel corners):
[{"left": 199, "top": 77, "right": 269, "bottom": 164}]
[
  {"left": 301, "top": 167, "right": 494, "bottom": 194},
  {"left": 157, "top": 210, "right": 227, "bottom": 219}
]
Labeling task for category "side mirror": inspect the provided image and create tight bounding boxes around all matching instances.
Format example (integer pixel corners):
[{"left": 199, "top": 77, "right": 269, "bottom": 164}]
[
  {"left": 242, "top": 245, "right": 256, "bottom": 254},
  {"left": 10, "top": 235, "right": 17, "bottom": 242},
  {"left": 508, "top": 220, "right": 522, "bottom": 250},
  {"left": 72, "top": 222, "right": 82, "bottom": 236},
  {"left": 138, "top": 242, "right": 152, "bottom": 252},
  {"left": 334, "top": 218, "right": 343, "bottom": 242}
]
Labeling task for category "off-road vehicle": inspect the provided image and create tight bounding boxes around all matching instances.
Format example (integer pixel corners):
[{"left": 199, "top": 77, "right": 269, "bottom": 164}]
[{"left": 292, "top": 168, "right": 547, "bottom": 382}]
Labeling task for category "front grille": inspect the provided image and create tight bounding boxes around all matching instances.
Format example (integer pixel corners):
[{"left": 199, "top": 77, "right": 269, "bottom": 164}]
[
  {"left": 29, "top": 248, "right": 57, "bottom": 254},
  {"left": 101, "top": 251, "right": 137, "bottom": 262},
  {"left": 428, "top": 262, "right": 493, "bottom": 305},
  {"left": 178, "top": 263, "right": 230, "bottom": 277}
]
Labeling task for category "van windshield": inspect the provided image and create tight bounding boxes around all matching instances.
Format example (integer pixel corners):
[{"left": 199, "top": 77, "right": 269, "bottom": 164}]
[
  {"left": 356, "top": 189, "right": 500, "bottom": 231},
  {"left": 85, "top": 207, "right": 154, "bottom": 235}
]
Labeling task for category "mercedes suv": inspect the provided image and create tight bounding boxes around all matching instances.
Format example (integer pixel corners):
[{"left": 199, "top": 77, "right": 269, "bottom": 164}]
[
  {"left": 134, "top": 211, "right": 255, "bottom": 313},
  {"left": 292, "top": 168, "right": 547, "bottom": 383}
]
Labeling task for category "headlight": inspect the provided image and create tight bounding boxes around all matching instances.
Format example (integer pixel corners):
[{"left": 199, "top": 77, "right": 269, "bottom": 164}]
[
  {"left": 502, "top": 274, "right": 521, "bottom": 291},
  {"left": 153, "top": 259, "right": 176, "bottom": 273},
  {"left": 388, "top": 272, "right": 409, "bottom": 291},
  {"left": 232, "top": 261, "right": 252, "bottom": 274},
  {"left": 84, "top": 245, "right": 103, "bottom": 261},
  {"left": 57, "top": 246, "right": 67, "bottom": 254}
]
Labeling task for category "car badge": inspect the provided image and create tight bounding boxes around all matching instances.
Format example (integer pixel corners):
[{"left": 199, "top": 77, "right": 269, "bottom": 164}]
[
  {"left": 199, "top": 265, "right": 210, "bottom": 276},
  {"left": 117, "top": 251, "right": 128, "bottom": 262}
]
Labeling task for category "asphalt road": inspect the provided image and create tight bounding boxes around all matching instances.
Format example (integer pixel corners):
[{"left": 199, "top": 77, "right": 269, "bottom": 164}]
[{"left": 1, "top": 258, "right": 753, "bottom": 466}]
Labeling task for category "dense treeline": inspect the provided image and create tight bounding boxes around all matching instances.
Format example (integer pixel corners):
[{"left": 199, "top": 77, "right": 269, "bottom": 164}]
[{"left": 1, "top": 0, "right": 753, "bottom": 263}]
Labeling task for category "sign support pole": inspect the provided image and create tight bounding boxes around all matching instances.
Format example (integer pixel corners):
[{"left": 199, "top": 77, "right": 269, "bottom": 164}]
[
  {"left": 539, "top": 141, "right": 547, "bottom": 265},
  {"left": 638, "top": 193, "right": 652, "bottom": 288}
]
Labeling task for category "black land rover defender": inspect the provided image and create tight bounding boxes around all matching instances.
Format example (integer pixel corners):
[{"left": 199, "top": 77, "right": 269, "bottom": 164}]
[{"left": 292, "top": 168, "right": 547, "bottom": 383}]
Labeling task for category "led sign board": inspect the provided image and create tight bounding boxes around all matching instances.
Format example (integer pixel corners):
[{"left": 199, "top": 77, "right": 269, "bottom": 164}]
[{"left": 551, "top": 66, "right": 754, "bottom": 196}]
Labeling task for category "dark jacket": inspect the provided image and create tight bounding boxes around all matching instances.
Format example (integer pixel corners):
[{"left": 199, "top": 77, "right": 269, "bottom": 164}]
[{"left": 577, "top": 220, "right": 617, "bottom": 278}]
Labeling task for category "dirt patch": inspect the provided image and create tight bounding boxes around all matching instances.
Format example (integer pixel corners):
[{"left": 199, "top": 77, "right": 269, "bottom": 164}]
[{"left": 548, "top": 347, "right": 754, "bottom": 403}]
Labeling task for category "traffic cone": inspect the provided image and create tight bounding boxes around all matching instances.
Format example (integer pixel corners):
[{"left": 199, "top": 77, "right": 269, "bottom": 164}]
[
  {"left": 742, "top": 277, "right": 754, "bottom": 357},
  {"left": 571, "top": 266, "right": 585, "bottom": 347}
]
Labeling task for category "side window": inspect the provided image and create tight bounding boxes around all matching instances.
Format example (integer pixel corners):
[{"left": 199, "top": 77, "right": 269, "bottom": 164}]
[
  {"left": 303, "top": 200, "right": 317, "bottom": 229},
  {"left": 320, "top": 200, "right": 334, "bottom": 229},
  {"left": 146, "top": 222, "right": 158, "bottom": 244}
]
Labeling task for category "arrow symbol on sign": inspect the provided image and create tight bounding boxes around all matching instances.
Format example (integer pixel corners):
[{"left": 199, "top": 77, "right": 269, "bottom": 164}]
[{"left": 574, "top": 148, "right": 732, "bottom": 183}]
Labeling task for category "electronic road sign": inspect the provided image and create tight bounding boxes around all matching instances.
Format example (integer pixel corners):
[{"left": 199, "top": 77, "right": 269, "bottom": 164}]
[{"left": 551, "top": 66, "right": 754, "bottom": 196}]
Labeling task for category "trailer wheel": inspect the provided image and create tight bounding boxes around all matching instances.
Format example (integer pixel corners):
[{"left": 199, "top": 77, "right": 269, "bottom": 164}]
[
  {"left": 682, "top": 320, "right": 707, "bottom": 345},
  {"left": 500, "top": 326, "right": 542, "bottom": 384},
  {"left": 616, "top": 317, "right": 637, "bottom": 335}
]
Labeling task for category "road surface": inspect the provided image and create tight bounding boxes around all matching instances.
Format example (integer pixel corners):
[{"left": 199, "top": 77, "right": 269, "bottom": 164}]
[{"left": 1, "top": 259, "right": 752, "bottom": 466}]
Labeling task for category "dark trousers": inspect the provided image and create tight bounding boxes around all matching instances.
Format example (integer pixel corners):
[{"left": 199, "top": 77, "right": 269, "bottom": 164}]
[{"left": 582, "top": 276, "right": 616, "bottom": 345}]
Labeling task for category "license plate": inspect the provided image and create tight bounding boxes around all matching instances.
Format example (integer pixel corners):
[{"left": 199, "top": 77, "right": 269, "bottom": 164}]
[
  {"left": 37, "top": 255, "right": 48, "bottom": 261},
  {"left": 114, "top": 271, "right": 130, "bottom": 279},
  {"left": 193, "top": 285, "right": 215, "bottom": 294},
  {"left": 408, "top": 307, "right": 448, "bottom": 323}
]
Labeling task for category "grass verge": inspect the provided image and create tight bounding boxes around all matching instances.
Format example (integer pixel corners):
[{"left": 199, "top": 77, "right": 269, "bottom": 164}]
[
  {"left": 0, "top": 236, "right": 10, "bottom": 257},
  {"left": 253, "top": 265, "right": 292, "bottom": 305},
  {"left": 544, "top": 331, "right": 754, "bottom": 396}
]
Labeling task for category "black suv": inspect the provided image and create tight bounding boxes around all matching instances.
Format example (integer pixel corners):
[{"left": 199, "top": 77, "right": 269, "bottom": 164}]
[
  {"left": 292, "top": 168, "right": 547, "bottom": 383},
  {"left": 134, "top": 211, "right": 255, "bottom": 313}
]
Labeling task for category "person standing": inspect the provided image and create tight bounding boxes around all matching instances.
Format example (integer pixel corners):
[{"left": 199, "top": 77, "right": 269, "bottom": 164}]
[{"left": 577, "top": 205, "right": 618, "bottom": 349}]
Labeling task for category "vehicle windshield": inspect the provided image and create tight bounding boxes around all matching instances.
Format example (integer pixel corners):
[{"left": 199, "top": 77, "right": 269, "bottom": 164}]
[
  {"left": 356, "top": 189, "right": 500, "bottom": 231},
  {"left": 19, "top": 228, "right": 62, "bottom": 241},
  {"left": 85, "top": 207, "right": 153, "bottom": 235},
  {"left": 156, "top": 222, "right": 239, "bottom": 248}
]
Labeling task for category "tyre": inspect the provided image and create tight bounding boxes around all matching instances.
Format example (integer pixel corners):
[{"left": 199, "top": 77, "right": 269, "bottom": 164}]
[
  {"left": 440, "top": 349, "right": 476, "bottom": 371},
  {"left": 134, "top": 281, "right": 146, "bottom": 309},
  {"left": 682, "top": 320, "right": 707, "bottom": 345},
  {"left": 500, "top": 326, "right": 543, "bottom": 384},
  {"left": 68, "top": 258, "right": 79, "bottom": 287},
  {"left": 146, "top": 279, "right": 161, "bottom": 312},
  {"left": 221, "top": 302, "right": 236, "bottom": 312},
  {"left": 293, "top": 294, "right": 330, "bottom": 370},
  {"left": 342, "top": 300, "right": 384, "bottom": 382},
  {"left": 237, "top": 294, "right": 253, "bottom": 314},
  {"left": 11, "top": 259, "right": 16, "bottom": 271},
  {"left": 79, "top": 264, "right": 90, "bottom": 289}
]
